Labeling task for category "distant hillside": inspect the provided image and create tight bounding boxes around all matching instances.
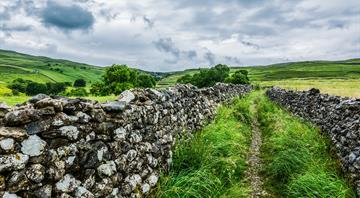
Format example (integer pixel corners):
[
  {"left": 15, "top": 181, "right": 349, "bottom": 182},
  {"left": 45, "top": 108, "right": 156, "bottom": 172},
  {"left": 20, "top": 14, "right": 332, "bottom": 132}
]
[
  {"left": 157, "top": 59, "right": 360, "bottom": 87},
  {"left": 0, "top": 49, "right": 170, "bottom": 96},
  {"left": 156, "top": 59, "right": 360, "bottom": 98},
  {"left": 0, "top": 49, "right": 105, "bottom": 86}
]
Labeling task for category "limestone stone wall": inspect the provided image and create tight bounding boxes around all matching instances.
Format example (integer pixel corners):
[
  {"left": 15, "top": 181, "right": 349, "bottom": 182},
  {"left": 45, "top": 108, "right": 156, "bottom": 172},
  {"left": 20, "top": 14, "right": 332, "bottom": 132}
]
[
  {"left": 266, "top": 87, "right": 360, "bottom": 194},
  {"left": 0, "top": 83, "right": 252, "bottom": 198}
]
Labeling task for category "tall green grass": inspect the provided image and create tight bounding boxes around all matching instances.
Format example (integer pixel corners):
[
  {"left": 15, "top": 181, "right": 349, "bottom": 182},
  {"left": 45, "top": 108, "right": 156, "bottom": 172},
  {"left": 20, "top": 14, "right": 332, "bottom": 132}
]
[
  {"left": 155, "top": 96, "right": 254, "bottom": 197},
  {"left": 257, "top": 93, "right": 355, "bottom": 197}
]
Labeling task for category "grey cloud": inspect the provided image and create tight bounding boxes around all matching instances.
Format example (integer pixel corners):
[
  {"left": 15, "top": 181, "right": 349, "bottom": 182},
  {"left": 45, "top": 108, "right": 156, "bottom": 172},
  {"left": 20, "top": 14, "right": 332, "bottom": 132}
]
[
  {"left": 204, "top": 51, "right": 216, "bottom": 65},
  {"left": 0, "top": 24, "right": 32, "bottom": 32},
  {"left": 240, "top": 40, "right": 260, "bottom": 49},
  {"left": 153, "top": 37, "right": 180, "bottom": 58},
  {"left": 327, "top": 19, "right": 347, "bottom": 29},
  {"left": 153, "top": 38, "right": 198, "bottom": 63},
  {"left": 143, "top": 16, "right": 154, "bottom": 28},
  {"left": 224, "top": 56, "right": 241, "bottom": 65},
  {"left": 185, "top": 50, "right": 197, "bottom": 59},
  {"left": 41, "top": 1, "right": 94, "bottom": 30}
]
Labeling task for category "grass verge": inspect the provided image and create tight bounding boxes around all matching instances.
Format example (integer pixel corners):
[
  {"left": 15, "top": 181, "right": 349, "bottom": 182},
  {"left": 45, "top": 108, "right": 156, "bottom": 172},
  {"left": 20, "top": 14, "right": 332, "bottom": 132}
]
[
  {"left": 257, "top": 92, "right": 355, "bottom": 197},
  {"left": 154, "top": 94, "right": 255, "bottom": 197}
]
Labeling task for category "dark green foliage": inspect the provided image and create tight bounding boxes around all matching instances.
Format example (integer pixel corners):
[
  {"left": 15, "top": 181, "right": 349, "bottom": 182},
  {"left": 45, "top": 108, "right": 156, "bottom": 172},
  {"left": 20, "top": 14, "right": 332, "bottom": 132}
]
[
  {"left": 8, "top": 78, "right": 68, "bottom": 96},
  {"left": 46, "top": 82, "right": 68, "bottom": 95},
  {"left": 137, "top": 73, "right": 156, "bottom": 88},
  {"left": 25, "top": 82, "right": 47, "bottom": 96},
  {"left": 73, "top": 79, "right": 86, "bottom": 87},
  {"left": 8, "top": 78, "right": 32, "bottom": 93},
  {"left": 64, "top": 88, "right": 89, "bottom": 97},
  {"left": 176, "top": 64, "right": 231, "bottom": 88},
  {"left": 225, "top": 70, "right": 250, "bottom": 85},
  {"left": 177, "top": 74, "right": 193, "bottom": 84},
  {"left": 90, "top": 64, "right": 156, "bottom": 96},
  {"left": 90, "top": 81, "right": 109, "bottom": 96}
]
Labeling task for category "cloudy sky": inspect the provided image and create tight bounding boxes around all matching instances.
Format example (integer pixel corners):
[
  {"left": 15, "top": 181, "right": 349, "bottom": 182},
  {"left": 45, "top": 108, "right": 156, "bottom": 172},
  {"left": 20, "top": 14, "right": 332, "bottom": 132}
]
[{"left": 0, "top": 0, "right": 359, "bottom": 71}]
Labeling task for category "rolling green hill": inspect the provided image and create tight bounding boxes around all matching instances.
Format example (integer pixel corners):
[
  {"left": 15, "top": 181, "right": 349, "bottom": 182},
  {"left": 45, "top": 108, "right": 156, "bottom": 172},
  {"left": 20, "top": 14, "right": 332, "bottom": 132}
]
[
  {"left": 157, "top": 59, "right": 360, "bottom": 98},
  {"left": 0, "top": 49, "right": 104, "bottom": 87}
]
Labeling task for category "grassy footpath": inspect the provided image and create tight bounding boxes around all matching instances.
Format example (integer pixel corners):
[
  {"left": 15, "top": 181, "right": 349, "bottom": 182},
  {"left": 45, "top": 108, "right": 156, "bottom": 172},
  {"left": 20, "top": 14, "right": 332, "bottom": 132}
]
[
  {"left": 154, "top": 95, "right": 256, "bottom": 197},
  {"left": 155, "top": 91, "right": 355, "bottom": 197},
  {"left": 256, "top": 92, "right": 355, "bottom": 197}
]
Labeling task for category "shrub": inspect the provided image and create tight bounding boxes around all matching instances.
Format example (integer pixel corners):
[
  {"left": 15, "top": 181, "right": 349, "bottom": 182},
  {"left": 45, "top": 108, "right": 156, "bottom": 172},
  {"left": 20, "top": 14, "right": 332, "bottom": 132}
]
[
  {"left": 25, "top": 82, "right": 47, "bottom": 96},
  {"left": 225, "top": 70, "right": 250, "bottom": 85},
  {"left": 46, "top": 82, "right": 68, "bottom": 95},
  {"left": 176, "top": 64, "right": 231, "bottom": 88},
  {"left": 90, "top": 64, "right": 157, "bottom": 96},
  {"left": 73, "top": 79, "right": 86, "bottom": 87},
  {"left": 137, "top": 73, "right": 156, "bottom": 88},
  {"left": 177, "top": 74, "right": 193, "bottom": 84},
  {"left": 7, "top": 78, "right": 32, "bottom": 93}
]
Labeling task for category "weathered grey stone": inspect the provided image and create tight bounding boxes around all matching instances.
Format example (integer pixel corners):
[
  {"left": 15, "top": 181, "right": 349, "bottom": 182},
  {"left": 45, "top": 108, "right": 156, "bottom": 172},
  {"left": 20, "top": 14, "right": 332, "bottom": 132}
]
[
  {"left": 34, "top": 184, "right": 52, "bottom": 198},
  {"left": 21, "top": 135, "right": 46, "bottom": 157},
  {"left": 7, "top": 170, "right": 29, "bottom": 192},
  {"left": 101, "top": 101, "right": 126, "bottom": 112},
  {"left": 0, "top": 127, "right": 27, "bottom": 140},
  {"left": 25, "top": 120, "right": 50, "bottom": 135},
  {"left": 0, "top": 138, "right": 14, "bottom": 151},
  {"left": 59, "top": 126, "right": 79, "bottom": 140},
  {"left": 76, "top": 112, "right": 91, "bottom": 123},
  {"left": 26, "top": 164, "right": 45, "bottom": 183},
  {"left": 55, "top": 174, "right": 80, "bottom": 193},
  {"left": 118, "top": 90, "right": 135, "bottom": 104},
  {"left": 97, "top": 161, "right": 117, "bottom": 177},
  {"left": 75, "top": 186, "right": 94, "bottom": 198},
  {"left": 0, "top": 153, "right": 29, "bottom": 172},
  {"left": 28, "top": 94, "right": 50, "bottom": 103},
  {"left": 0, "top": 103, "right": 10, "bottom": 118},
  {"left": 2, "top": 192, "right": 21, "bottom": 198},
  {"left": 113, "top": 127, "right": 127, "bottom": 141},
  {"left": 5, "top": 109, "right": 40, "bottom": 126}
]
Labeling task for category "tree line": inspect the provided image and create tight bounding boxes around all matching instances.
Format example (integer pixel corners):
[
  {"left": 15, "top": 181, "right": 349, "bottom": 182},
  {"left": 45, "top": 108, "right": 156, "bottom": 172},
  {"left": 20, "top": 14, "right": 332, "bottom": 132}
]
[{"left": 7, "top": 64, "right": 249, "bottom": 97}]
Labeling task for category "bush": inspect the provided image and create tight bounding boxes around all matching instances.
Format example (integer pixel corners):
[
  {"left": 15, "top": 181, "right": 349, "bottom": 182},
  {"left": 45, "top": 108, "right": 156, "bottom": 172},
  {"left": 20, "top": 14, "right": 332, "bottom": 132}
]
[
  {"left": 225, "top": 70, "right": 250, "bottom": 85},
  {"left": 7, "top": 78, "right": 32, "bottom": 93},
  {"left": 90, "top": 64, "right": 157, "bottom": 96},
  {"left": 73, "top": 79, "right": 86, "bottom": 87},
  {"left": 137, "top": 73, "right": 156, "bottom": 88},
  {"left": 176, "top": 64, "right": 231, "bottom": 88},
  {"left": 46, "top": 82, "right": 67, "bottom": 95},
  {"left": 8, "top": 79, "right": 70, "bottom": 96},
  {"left": 177, "top": 74, "right": 193, "bottom": 84},
  {"left": 25, "top": 82, "right": 47, "bottom": 96}
]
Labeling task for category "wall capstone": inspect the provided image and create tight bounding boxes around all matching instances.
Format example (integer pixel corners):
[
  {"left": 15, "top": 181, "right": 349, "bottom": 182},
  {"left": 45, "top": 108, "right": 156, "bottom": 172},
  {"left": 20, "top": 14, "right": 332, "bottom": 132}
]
[
  {"left": 0, "top": 83, "right": 252, "bottom": 197},
  {"left": 266, "top": 87, "right": 360, "bottom": 194}
]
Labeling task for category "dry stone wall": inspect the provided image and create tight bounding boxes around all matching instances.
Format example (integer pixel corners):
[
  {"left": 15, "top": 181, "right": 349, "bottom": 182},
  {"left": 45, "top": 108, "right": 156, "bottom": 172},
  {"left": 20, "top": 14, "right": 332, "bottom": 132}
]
[
  {"left": 0, "top": 83, "right": 252, "bottom": 198},
  {"left": 266, "top": 87, "right": 360, "bottom": 194}
]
